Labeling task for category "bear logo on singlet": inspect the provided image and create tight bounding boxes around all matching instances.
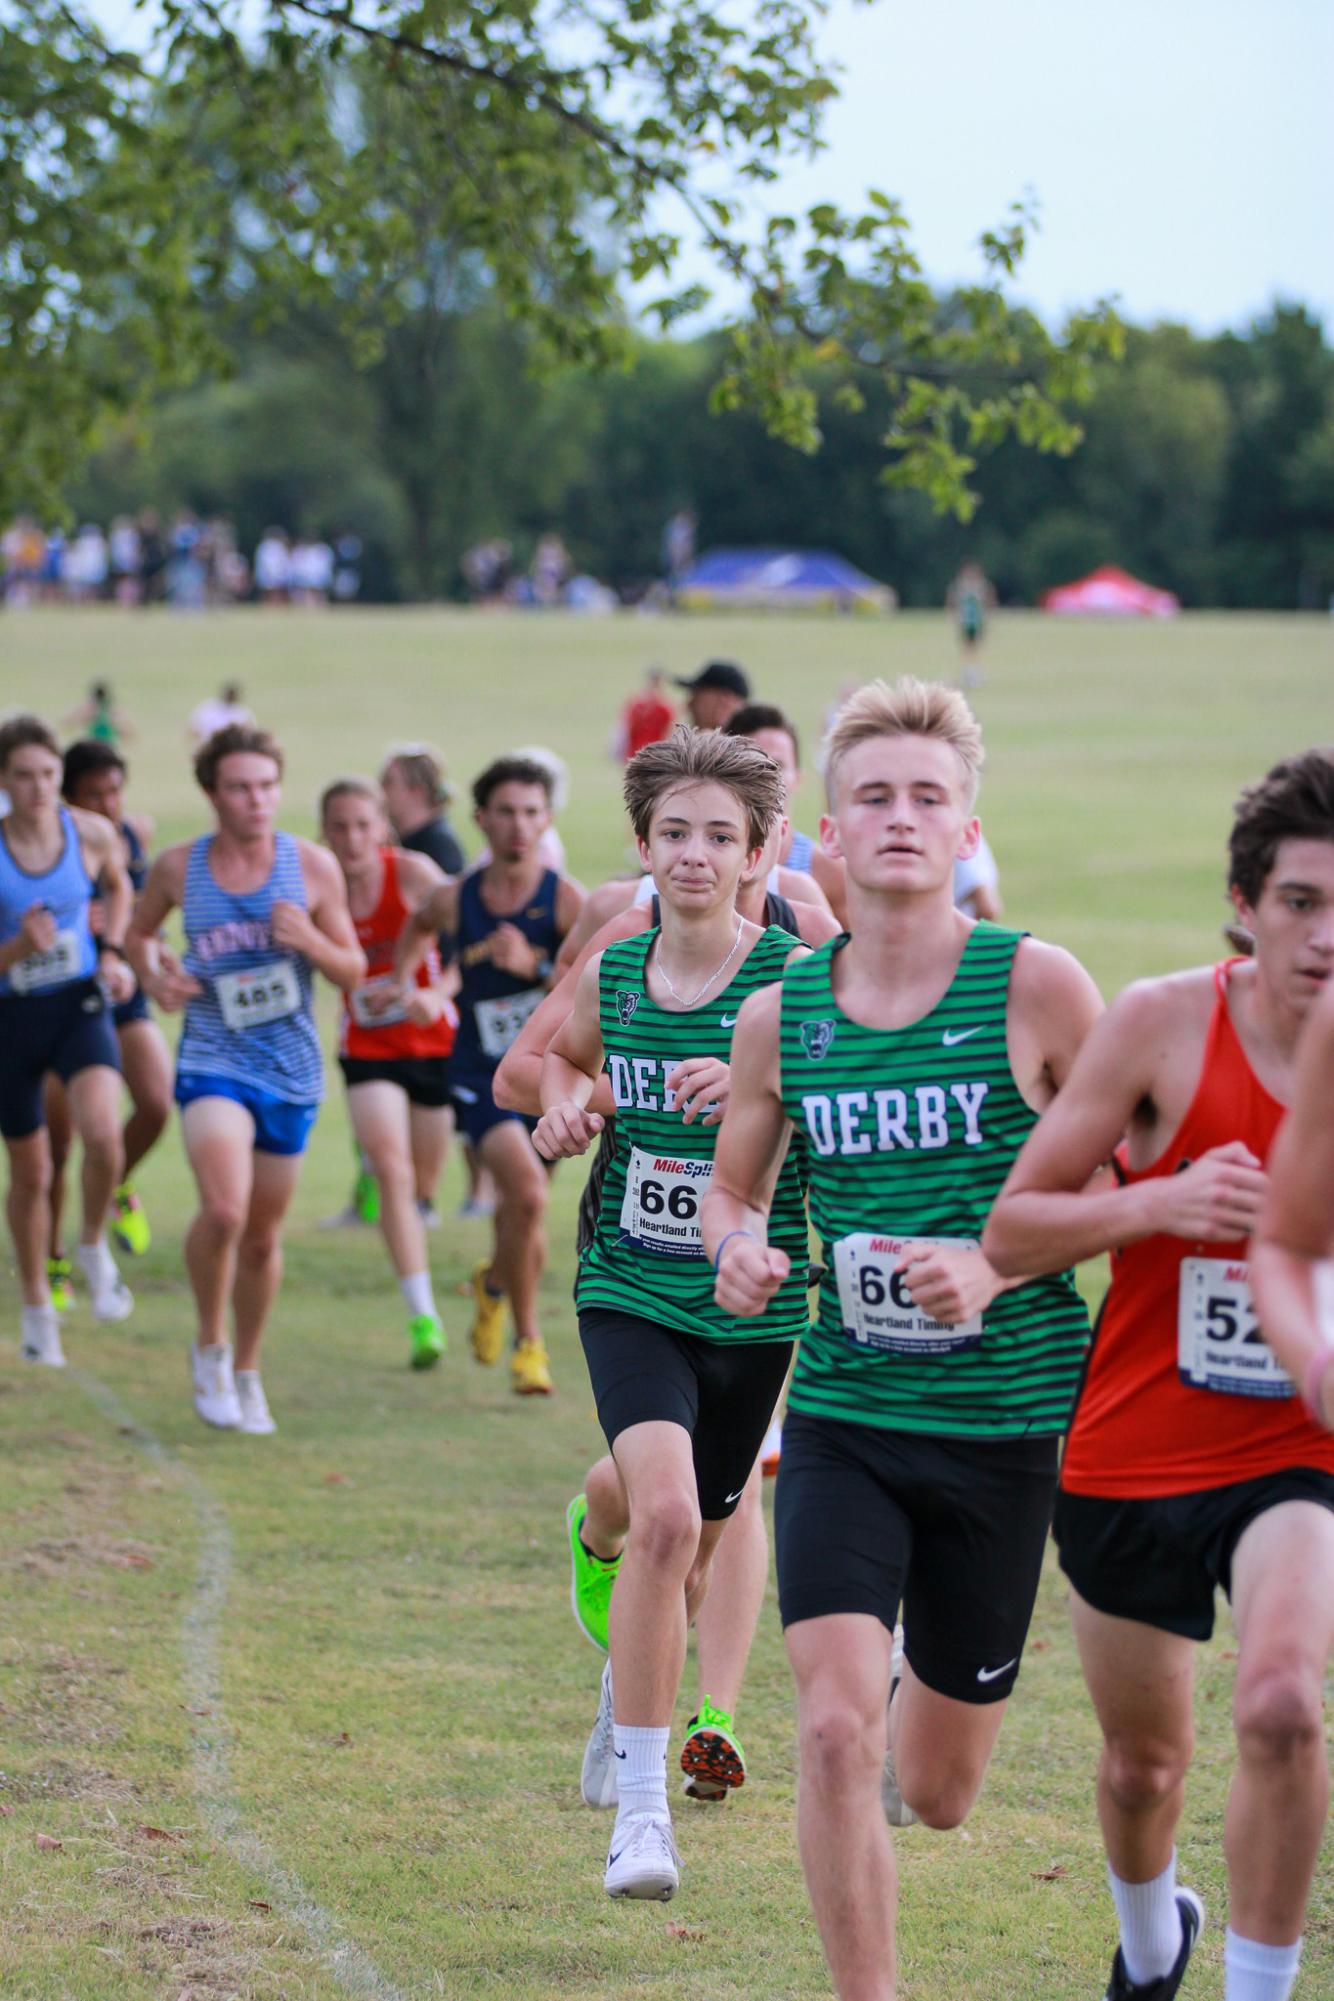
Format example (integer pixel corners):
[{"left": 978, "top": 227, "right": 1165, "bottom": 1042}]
[
  {"left": 615, "top": 990, "right": 640, "bottom": 1027},
  {"left": 801, "top": 1018, "right": 836, "bottom": 1062}
]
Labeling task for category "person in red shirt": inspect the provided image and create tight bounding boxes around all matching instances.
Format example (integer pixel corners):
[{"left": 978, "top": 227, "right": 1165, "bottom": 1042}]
[
  {"left": 985, "top": 749, "right": 1334, "bottom": 2001},
  {"left": 322, "top": 779, "right": 457, "bottom": 1370},
  {"left": 615, "top": 667, "right": 677, "bottom": 763}
]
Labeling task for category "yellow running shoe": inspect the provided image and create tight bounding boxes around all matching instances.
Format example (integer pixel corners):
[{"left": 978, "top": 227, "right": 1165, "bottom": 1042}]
[
  {"left": 511, "top": 1337, "right": 553, "bottom": 1396},
  {"left": 111, "top": 1184, "right": 151, "bottom": 1256},
  {"left": 470, "top": 1260, "right": 506, "bottom": 1365},
  {"left": 47, "top": 1256, "right": 74, "bottom": 1313}
]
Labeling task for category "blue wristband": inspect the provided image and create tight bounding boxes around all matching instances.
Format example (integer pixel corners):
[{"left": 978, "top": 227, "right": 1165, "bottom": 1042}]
[{"left": 714, "top": 1228, "right": 758, "bottom": 1274}]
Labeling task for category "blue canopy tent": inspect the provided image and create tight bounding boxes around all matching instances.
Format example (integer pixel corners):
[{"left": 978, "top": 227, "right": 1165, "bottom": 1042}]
[{"left": 675, "top": 547, "right": 896, "bottom": 614}]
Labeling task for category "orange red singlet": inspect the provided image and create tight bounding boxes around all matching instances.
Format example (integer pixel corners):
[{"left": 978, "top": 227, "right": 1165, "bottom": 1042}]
[
  {"left": 340, "top": 849, "right": 456, "bottom": 1063},
  {"left": 1061, "top": 959, "right": 1334, "bottom": 1498}
]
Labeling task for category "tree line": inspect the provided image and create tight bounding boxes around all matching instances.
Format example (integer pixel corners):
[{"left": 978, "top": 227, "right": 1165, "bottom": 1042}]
[{"left": 64, "top": 298, "right": 1332, "bottom": 610}]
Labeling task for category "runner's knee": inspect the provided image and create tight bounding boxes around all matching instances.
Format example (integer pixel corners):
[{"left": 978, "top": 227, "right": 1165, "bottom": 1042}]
[
  {"left": 501, "top": 1169, "right": 547, "bottom": 1229},
  {"left": 198, "top": 1191, "right": 247, "bottom": 1240},
  {"left": 631, "top": 1489, "right": 701, "bottom": 1573},
  {"left": 1235, "top": 1666, "right": 1324, "bottom": 1766},
  {"left": 799, "top": 1688, "right": 885, "bottom": 1791},
  {"left": 10, "top": 1148, "right": 52, "bottom": 1199},
  {"left": 1103, "top": 1730, "right": 1192, "bottom": 1813}
]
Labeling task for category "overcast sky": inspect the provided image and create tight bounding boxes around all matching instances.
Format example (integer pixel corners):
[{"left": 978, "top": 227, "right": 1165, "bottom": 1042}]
[{"left": 702, "top": 0, "right": 1333, "bottom": 333}]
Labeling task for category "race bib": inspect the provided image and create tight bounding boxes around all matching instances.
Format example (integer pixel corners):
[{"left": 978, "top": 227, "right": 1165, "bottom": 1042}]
[
  {"left": 350, "top": 973, "right": 408, "bottom": 1029},
  {"left": 474, "top": 987, "right": 543, "bottom": 1061},
  {"left": 9, "top": 928, "right": 80, "bottom": 995},
  {"left": 1177, "top": 1257, "right": 1295, "bottom": 1399},
  {"left": 215, "top": 960, "right": 301, "bottom": 1031},
  {"left": 834, "top": 1234, "right": 984, "bottom": 1355},
  {"left": 618, "top": 1146, "right": 711, "bottom": 1258}
]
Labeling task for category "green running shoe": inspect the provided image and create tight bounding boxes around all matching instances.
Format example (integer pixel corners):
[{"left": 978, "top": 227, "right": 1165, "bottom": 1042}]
[
  {"left": 680, "top": 1697, "right": 746, "bottom": 1801},
  {"left": 567, "top": 1493, "right": 620, "bottom": 1652},
  {"left": 47, "top": 1256, "right": 74, "bottom": 1313},
  {"left": 354, "top": 1168, "right": 380, "bottom": 1225},
  {"left": 111, "top": 1184, "right": 151, "bottom": 1256},
  {"left": 409, "top": 1313, "right": 446, "bottom": 1370}
]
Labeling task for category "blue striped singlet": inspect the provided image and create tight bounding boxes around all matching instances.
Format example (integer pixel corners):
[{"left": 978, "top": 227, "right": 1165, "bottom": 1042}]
[
  {"left": 178, "top": 831, "right": 323, "bottom": 1103},
  {"left": 0, "top": 808, "right": 98, "bottom": 997},
  {"left": 786, "top": 829, "right": 815, "bottom": 874}
]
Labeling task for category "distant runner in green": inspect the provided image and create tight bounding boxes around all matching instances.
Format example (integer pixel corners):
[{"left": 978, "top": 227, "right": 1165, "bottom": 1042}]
[
  {"left": 703, "top": 678, "right": 1103, "bottom": 2001},
  {"left": 535, "top": 726, "right": 807, "bottom": 1905}
]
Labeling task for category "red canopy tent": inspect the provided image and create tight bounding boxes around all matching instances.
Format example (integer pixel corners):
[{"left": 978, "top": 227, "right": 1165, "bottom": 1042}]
[{"left": 1041, "top": 564, "right": 1180, "bottom": 618}]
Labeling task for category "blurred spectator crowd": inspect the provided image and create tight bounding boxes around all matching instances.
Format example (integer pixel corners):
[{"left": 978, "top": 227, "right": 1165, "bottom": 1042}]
[{"left": 1, "top": 513, "right": 363, "bottom": 609}]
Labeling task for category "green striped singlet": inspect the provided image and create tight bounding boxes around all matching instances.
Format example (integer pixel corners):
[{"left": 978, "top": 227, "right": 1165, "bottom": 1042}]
[
  {"left": 577, "top": 925, "right": 809, "bottom": 1346},
  {"left": 779, "top": 924, "right": 1089, "bottom": 1437}
]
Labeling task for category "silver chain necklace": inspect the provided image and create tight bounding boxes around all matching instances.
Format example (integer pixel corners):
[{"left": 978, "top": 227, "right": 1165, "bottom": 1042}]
[{"left": 654, "top": 917, "right": 744, "bottom": 1009}]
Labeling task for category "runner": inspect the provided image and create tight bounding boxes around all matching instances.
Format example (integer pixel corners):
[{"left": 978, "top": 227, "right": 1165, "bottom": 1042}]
[
  {"left": 398, "top": 755, "right": 582, "bottom": 1395},
  {"left": 127, "top": 724, "right": 365, "bottom": 1434},
  {"left": 379, "top": 745, "right": 466, "bottom": 876},
  {"left": 723, "top": 703, "right": 849, "bottom": 927},
  {"left": 534, "top": 726, "right": 808, "bottom": 1902},
  {"left": 321, "top": 778, "right": 455, "bottom": 1370},
  {"left": 494, "top": 810, "right": 837, "bottom": 1805},
  {"left": 702, "top": 677, "right": 1101, "bottom": 2000},
  {"left": 44, "top": 739, "right": 172, "bottom": 1304},
  {"left": 672, "top": 660, "right": 750, "bottom": 730},
  {"left": 984, "top": 747, "right": 1334, "bottom": 2001},
  {"left": 0, "top": 715, "right": 137, "bottom": 1365}
]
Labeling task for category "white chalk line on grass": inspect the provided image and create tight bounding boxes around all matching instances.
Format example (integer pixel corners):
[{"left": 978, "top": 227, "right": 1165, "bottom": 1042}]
[{"left": 73, "top": 1368, "right": 407, "bottom": 2001}]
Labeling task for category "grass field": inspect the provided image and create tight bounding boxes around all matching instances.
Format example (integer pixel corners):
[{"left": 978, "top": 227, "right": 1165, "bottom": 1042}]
[{"left": 1, "top": 608, "right": 1331, "bottom": 2000}]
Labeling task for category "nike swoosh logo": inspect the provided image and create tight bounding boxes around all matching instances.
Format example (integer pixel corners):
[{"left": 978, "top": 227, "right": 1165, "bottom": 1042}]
[
  {"left": 608, "top": 1848, "right": 624, "bottom": 1864},
  {"left": 720, "top": 1014, "right": 738, "bottom": 1027},
  {"left": 942, "top": 1026, "right": 982, "bottom": 1046},
  {"left": 613, "top": 1749, "right": 627, "bottom": 1759},
  {"left": 976, "top": 1658, "right": 1018, "bottom": 1683},
  {"left": 724, "top": 1488, "right": 745, "bottom": 1505}
]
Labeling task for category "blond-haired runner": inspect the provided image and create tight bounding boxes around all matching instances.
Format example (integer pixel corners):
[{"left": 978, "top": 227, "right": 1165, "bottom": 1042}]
[
  {"left": 322, "top": 779, "right": 456, "bottom": 1369},
  {"left": 128, "top": 725, "right": 365, "bottom": 1434},
  {"left": 703, "top": 678, "right": 1101, "bottom": 2000},
  {"left": 535, "top": 727, "right": 808, "bottom": 1903},
  {"left": 986, "top": 750, "right": 1334, "bottom": 2001}
]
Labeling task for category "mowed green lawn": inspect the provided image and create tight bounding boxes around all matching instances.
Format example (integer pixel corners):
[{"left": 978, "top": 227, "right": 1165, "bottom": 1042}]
[{"left": 1, "top": 609, "right": 1331, "bottom": 2000}]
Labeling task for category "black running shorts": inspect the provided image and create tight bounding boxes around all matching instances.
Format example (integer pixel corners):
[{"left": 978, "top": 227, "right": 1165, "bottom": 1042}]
[
  {"left": 0, "top": 981, "right": 120, "bottom": 1140},
  {"left": 339, "top": 1054, "right": 452, "bottom": 1109},
  {"left": 1055, "top": 1468, "right": 1334, "bottom": 1642},
  {"left": 775, "top": 1412, "right": 1060, "bottom": 1704},
  {"left": 578, "top": 1307, "right": 791, "bottom": 1522}
]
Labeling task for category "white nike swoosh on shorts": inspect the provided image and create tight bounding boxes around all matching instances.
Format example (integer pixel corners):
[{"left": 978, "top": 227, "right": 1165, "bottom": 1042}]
[{"left": 976, "top": 1657, "right": 1018, "bottom": 1683}]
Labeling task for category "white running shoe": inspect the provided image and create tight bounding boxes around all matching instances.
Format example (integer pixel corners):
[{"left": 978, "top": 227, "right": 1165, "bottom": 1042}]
[
  {"left": 235, "top": 1372, "right": 276, "bottom": 1436},
  {"left": 416, "top": 1199, "right": 442, "bottom": 1230},
  {"left": 77, "top": 1244, "right": 133, "bottom": 1322},
  {"left": 20, "top": 1305, "right": 66, "bottom": 1367},
  {"left": 582, "top": 1659, "right": 619, "bottom": 1809},
  {"left": 882, "top": 1623, "right": 916, "bottom": 1827},
  {"left": 605, "top": 1811, "right": 681, "bottom": 1901},
  {"left": 192, "top": 1343, "right": 242, "bottom": 1429}
]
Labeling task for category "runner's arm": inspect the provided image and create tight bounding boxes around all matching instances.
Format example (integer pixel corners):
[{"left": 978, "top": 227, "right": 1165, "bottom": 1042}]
[
  {"left": 75, "top": 809, "right": 131, "bottom": 950},
  {"left": 533, "top": 955, "right": 606, "bottom": 1158},
  {"left": 553, "top": 874, "right": 586, "bottom": 973},
  {"left": 555, "top": 878, "right": 637, "bottom": 973},
  {"left": 395, "top": 878, "right": 458, "bottom": 981},
  {"left": 125, "top": 847, "right": 201, "bottom": 1009},
  {"left": 984, "top": 981, "right": 1269, "bottom": 1275},
  {"left": 1251, "top": 985, "right": 1334, "bottom": 1413},
  {"left": 792, "top": 901, "right": 841, "bottom": 948},
  {"left": 701, "top": 984, "right": 794, "bottom": 1315},
  {"left": 494, "top": 906, "right": 648, "bottom": 1114},
  {"left": 391, "top": 851, "right": 457, "bottom": 1022},
  {"left": 287, "top": 843, "right": 367, "bottom": 990}
]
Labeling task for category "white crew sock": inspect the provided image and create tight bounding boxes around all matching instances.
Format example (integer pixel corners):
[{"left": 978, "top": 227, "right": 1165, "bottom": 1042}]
[
  {"left": 612, "top": 1724, "right": 669, "bottom": 1821},
  {"left": 1225, "top": 1929, "right": 1301, "bottom": 2001},
  {"left": 21, "top": 1303, "right": 55, "bottom": 1338},
  {"left": 399, "top": 1271, "right": 436, "bottom": 1319},
  {"left": 1109, "top": 1854, "right": 1181, "bottom": 1986},
  {"left": 77, "top": 1239, "right": 117, "bottom": 1290}
]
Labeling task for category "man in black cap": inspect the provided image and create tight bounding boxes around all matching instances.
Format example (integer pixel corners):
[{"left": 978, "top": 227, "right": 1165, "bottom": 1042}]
[{"left": 674, "top": 662, "right": 750, "bottom": 731}]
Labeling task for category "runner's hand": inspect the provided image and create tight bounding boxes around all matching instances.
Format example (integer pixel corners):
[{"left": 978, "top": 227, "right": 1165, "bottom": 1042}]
[
  {"left": 1154, "top": 1141, "right": 1267, "bottom": 1241},
  {"left": 99, "top": 954, "right": 135, "bottom": 1005},
  {"left": 533, "top": 1101, "right": 603, "bottom": 1160},
  {"left": 18, "top": 903, "right": 57, "bottom": 955},
  {"left": 715, "top": 1236, "right": 790, "bottom": 1317},
  {"left": 87, "top": 901, "right": 106, "bottom": 938},
  {"left": 402, "top": 985, "right": 447, "bottom": 1027},
  {"left": 270, "top": 899, "right": 318, "bottom": 954},
  {"left": 488, "top": 923, "right": 539, "bottom": 978},
  {"left": 148, "top": 947, "right": 203, "bottom": 1012},
  {"left": 670, "top": 1057, "right": 730, "bottom": 1127},
  {"left": 894, "top": 1243, "right": 1004, "bottom": 1325}
]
